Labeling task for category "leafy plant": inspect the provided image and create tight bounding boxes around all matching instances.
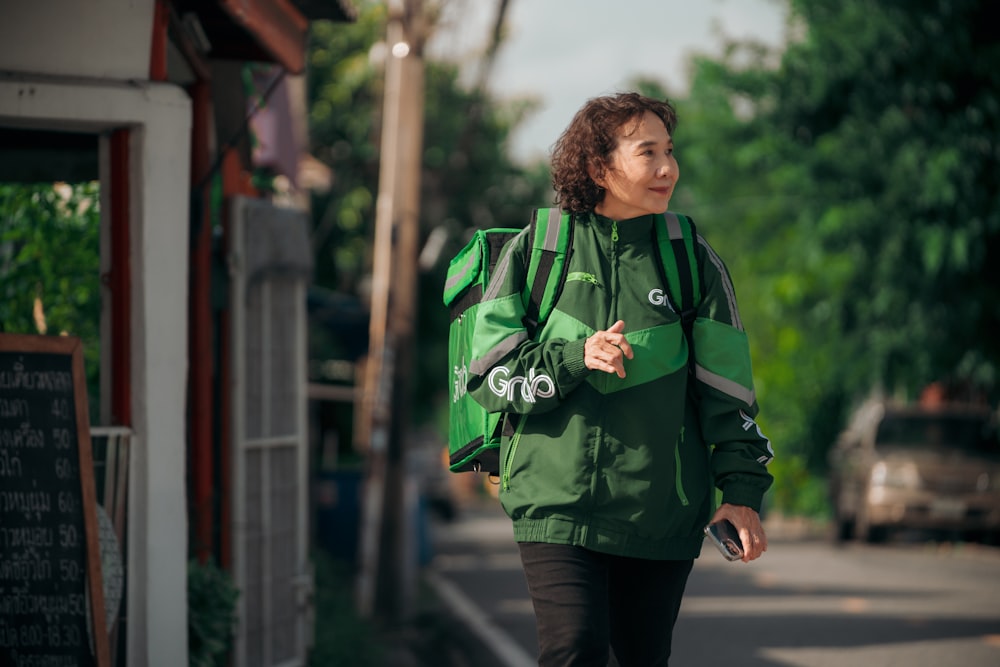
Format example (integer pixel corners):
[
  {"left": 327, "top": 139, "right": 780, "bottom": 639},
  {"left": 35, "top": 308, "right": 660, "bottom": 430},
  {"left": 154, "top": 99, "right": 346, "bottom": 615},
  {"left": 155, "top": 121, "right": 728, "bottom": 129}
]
[
  {"left": 188, "top": 558, "right": 239, "bottom": 667},
  {"left": 0, "top": 181, "right": 102, "bottom": 420},
  {"left": 308, "top": 551, "right": 383, "bottom": 666}
]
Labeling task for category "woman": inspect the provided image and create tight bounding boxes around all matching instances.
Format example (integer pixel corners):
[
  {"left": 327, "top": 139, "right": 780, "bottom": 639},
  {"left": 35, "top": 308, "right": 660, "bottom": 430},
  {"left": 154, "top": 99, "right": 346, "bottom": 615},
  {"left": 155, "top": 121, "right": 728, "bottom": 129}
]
[{"left": 467, "top": 92, "right": 774, "bottom": 666}]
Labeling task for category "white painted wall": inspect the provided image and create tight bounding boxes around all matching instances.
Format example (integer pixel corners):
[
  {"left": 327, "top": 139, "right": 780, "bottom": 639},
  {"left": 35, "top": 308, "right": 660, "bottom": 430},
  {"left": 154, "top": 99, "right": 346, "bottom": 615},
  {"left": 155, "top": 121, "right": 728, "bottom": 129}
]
[
  {"left": 0, "top": 76, "right": 192, "bottom": 667},
  {"left": 0, "top": 0, "right": 154, "bottom": 80}
]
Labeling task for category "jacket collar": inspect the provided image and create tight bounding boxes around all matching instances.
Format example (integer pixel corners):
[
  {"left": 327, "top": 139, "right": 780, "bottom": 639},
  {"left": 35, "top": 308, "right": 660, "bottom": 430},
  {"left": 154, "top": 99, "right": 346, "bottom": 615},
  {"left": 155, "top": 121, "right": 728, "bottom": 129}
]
[{"left": 584, "top": 211, "right": 655, "bottom": 243}]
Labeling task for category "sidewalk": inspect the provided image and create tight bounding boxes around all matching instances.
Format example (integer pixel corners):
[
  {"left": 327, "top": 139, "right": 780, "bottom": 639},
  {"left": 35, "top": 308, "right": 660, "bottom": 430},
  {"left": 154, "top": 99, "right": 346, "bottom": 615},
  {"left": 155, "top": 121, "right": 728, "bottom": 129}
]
[{"left": 381, "top": 496, "right": 516, "bottom": 667}]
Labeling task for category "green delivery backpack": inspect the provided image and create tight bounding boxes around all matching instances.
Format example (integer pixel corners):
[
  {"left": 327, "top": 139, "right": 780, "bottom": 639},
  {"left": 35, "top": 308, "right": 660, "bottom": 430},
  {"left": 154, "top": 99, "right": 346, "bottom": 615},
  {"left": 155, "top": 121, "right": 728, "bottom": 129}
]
[{"left": 442, "top": 208, "right": 702, "bottom": 474}]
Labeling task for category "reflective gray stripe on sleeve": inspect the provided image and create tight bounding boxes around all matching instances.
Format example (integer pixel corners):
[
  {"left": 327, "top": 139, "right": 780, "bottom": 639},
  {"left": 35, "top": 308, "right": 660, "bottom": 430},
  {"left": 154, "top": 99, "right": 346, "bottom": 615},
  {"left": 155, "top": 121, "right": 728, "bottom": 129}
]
[
  {"left": 695, "top": 363, "right": 755, "bottom": 406},
  {"left": 469, "top": 330, "right": 529, "bottom": 377},
  {"left": 697, "top": 235, "right": 743, "bottom": 331},
  {"left": 483, "top": 227, "right": 529, "bottom": 303}
]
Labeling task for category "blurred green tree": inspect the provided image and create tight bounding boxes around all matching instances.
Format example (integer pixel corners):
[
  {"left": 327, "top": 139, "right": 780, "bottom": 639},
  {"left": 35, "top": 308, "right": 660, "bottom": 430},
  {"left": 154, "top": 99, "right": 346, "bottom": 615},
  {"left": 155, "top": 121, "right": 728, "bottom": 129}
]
[
  {"left": 674, "top": 0, "right": 999, "bottom": 492},
  {"left": 307, "top": 0, "right": 1000, "bottom": 516},
  {"left": 0, "top": 182, "right": 102, "bottom": 418},
  {"left": 305, "top": 0, "right": 551, "bottom": 433}
]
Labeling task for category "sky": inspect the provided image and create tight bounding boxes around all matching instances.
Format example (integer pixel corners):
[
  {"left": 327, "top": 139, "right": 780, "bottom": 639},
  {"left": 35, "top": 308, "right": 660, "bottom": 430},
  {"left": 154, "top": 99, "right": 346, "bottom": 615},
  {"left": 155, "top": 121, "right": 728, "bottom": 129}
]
[{"left": 427, "top": 0, "right": 789, "bottom": 163}]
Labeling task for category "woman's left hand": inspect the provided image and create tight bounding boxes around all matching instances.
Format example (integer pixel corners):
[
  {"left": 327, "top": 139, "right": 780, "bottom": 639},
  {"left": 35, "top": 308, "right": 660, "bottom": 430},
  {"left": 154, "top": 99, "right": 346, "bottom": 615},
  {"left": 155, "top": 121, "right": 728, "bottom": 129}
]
[
  {"left": 711, "top": 503, "right": 767, "bottom": 563},
  {"left": 584, "top": 319, "right": 633, "bottom": 378}
]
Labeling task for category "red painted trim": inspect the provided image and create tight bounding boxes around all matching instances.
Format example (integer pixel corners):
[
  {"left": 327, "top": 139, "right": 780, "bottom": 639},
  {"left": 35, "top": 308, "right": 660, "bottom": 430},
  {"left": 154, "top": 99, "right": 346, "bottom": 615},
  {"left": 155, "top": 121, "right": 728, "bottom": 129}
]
[
  {"left": 149, "top": 0, "right": 169, "bottom": 81},
  {"left": 109, "top": 130, "right": 132, "bottom": 427},
  {"left": 219, "top": 0, "right": 309, "bottom": 73},
  {"left": 189, "top": 80, "right": 214, "bottom": 562}
]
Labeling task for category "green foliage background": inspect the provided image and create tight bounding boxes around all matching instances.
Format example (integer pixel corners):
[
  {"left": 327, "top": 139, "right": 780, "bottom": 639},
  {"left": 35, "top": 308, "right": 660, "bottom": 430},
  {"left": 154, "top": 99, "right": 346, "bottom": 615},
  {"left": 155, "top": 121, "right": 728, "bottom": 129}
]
[
  {"left": 3, "top": 0, "right": 995, "bottom": 520},
  {"left": 305, "top": 0, "right": 551, "bottom": 434},
  {"left": 0, "top": 182, "right": 102, "bottom": 420},
  {"left": 304, "top": 0, "right": 998, "bottom": 516},
  {"left": 187, "top": 558, "right": 239, "bottom": 667},
  {"left": 671, "top": 0, "right": 999, "bottom": 511}
]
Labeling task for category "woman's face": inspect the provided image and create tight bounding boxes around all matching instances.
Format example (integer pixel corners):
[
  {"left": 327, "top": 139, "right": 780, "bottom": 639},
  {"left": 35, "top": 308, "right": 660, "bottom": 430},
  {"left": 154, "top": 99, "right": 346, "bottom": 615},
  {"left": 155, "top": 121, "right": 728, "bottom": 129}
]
[{"left": 591, "top": 110, "right": 678, "bottom": 220}]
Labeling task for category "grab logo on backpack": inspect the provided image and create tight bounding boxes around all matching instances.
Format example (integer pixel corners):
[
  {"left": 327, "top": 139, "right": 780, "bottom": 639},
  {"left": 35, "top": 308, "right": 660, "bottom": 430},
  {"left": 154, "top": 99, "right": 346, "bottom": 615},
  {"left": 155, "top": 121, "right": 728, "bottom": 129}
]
[
  {"left": 452, "top": 358, "right": 469, "bottom": 403},
  {"left": 487, "top": 366, "right": 555, "bottom": 403}
]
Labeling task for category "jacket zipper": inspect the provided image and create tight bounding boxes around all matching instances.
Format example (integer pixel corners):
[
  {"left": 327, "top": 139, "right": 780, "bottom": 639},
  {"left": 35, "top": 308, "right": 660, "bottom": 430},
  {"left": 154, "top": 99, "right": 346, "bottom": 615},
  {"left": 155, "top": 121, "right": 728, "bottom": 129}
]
[
  {"left": 502, "top": 416, "right": 528, "bottom": 491},
  {"left": 566, "top": 271, "right": 601, "bottom": 287},
  {"left": 610, "top": 220, "right": 619, "bottom": 322},
  {"left": 589, "top": 219, "right": 622, "bottom": 496},
  {"left": 674, "top": 426, "right": 690, "bottom": 506}
]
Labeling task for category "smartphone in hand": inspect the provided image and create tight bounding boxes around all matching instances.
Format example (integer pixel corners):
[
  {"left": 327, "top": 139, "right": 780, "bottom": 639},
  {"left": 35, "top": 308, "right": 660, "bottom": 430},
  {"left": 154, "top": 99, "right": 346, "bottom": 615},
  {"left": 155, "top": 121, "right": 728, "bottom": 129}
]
[{"left": 704, "top": 519, "right": 744, "bottom": 561}]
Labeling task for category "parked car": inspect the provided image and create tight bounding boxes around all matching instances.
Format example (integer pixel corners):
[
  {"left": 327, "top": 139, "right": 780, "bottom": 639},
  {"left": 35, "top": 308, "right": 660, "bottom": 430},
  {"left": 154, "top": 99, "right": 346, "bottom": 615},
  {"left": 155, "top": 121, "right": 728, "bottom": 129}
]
[{"left": 828, "top": 399, "right": 1000, "bottom": 543}]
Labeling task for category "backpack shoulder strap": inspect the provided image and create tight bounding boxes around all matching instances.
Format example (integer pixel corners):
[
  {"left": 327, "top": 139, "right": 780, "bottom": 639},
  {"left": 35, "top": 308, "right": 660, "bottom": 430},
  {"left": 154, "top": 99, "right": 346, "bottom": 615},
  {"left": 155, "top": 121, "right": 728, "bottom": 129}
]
[
  {"left": 652, "top": 211, "right": 701, "bottom": 319},
  {"left": 653, "top": 212, "right": 702, "bottom": 378},
  {"left": 522, "top": 208, "right": 573, "bottom": 335}
]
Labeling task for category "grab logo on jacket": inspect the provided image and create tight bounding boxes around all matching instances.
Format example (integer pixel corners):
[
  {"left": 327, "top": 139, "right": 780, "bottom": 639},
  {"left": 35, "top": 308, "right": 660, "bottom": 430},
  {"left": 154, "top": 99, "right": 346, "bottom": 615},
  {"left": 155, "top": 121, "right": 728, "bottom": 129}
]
[
  {"left": 740, "top": 409, "right": 775, "bottom": 464},
  {"left": 648, "top": 288, "right": 677, "bottom": 312},
  {"left": 487, "top": 366, "right": 555, "bottom": 403}
]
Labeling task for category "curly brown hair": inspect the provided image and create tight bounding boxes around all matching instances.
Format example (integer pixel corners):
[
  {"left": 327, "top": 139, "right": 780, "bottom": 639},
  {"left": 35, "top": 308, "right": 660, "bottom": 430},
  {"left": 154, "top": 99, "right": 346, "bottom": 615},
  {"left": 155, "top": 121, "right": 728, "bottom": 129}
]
[{"left": 550, "top": 92, "right": 678, "bottom": 213}]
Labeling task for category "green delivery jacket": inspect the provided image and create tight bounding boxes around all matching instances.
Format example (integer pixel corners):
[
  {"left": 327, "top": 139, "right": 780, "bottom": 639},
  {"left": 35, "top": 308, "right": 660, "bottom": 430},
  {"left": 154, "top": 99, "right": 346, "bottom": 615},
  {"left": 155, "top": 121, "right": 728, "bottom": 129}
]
[{"left": 467, "top": 211, "right": 774, "bottom": 560}]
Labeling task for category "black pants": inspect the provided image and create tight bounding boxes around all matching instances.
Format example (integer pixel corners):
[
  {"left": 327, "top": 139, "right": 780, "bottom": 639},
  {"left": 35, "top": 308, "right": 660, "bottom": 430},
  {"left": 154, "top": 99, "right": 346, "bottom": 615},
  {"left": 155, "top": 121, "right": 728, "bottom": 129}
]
[{"left": 518, "top": 542, "right": 694, "bottom": 667}]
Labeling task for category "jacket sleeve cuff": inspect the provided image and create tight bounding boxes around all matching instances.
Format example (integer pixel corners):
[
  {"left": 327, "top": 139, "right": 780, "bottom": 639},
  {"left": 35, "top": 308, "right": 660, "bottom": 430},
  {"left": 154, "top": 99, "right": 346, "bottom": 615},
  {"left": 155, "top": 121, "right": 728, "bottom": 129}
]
[
  {"left": 561, "top": 338, "right": 589, "bottom": 380},
  {"left": 720, "top": 485, "right": 765, "bottom": 513}
]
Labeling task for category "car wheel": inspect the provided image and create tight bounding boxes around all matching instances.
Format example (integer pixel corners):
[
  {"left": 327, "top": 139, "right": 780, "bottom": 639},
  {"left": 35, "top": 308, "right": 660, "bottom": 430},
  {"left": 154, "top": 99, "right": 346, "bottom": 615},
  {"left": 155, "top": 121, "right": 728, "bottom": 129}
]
[
  {"left": 834, "top": 516, "right": 855, "bottom": 543},
  {"left": 865, "top": 524, "right": 890, "bottom": 543},
  {"left": 855, "top": 503, "right": 889, "bottom": 543}
]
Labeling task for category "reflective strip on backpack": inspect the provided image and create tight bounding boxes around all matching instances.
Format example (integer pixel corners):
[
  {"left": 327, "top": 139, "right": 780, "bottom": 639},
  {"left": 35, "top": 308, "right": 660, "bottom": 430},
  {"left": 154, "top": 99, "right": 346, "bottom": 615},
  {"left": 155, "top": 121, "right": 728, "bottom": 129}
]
[
  {"left": 443, "top": 244, "right": 480, "bottom": 298},
  {"left": 523, "top": 208, "right": 564, "bottom": 294},
  {"left": 653, "top": 213, "right": 688, "bottom": 313},
  {"left": 483, "top": 227, "right": 530, "bottom": 303},
  {"left": 527, "top": 209, "right": 574, "bottom": 327},
  {"left": 664, "top": 211, "right": 684, "bottom": 240},
  {"left": 542, "top": 208, "right": 562, "bottom": 251}
]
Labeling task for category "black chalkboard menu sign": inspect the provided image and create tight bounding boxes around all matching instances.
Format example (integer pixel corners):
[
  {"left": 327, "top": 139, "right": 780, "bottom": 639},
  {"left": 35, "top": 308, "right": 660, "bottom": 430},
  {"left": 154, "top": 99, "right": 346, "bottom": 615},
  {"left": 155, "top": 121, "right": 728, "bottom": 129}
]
[{"left": 0, "top": 334, "right": 109, "bottom": 667}]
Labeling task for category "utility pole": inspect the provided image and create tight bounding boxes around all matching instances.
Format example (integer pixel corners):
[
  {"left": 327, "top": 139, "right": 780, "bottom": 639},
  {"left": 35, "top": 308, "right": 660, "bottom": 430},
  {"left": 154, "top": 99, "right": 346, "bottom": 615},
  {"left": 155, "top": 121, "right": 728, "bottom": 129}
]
[{"left": 357, "top": 0, "right": 426, "bottom": 623}]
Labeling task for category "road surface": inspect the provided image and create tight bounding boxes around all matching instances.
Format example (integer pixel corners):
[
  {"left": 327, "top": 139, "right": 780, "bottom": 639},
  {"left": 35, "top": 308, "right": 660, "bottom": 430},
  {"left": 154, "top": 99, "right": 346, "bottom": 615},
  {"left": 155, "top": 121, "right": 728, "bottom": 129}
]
[{"left": 426, "top": 498, "right": 1000, "bottom": 667}]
